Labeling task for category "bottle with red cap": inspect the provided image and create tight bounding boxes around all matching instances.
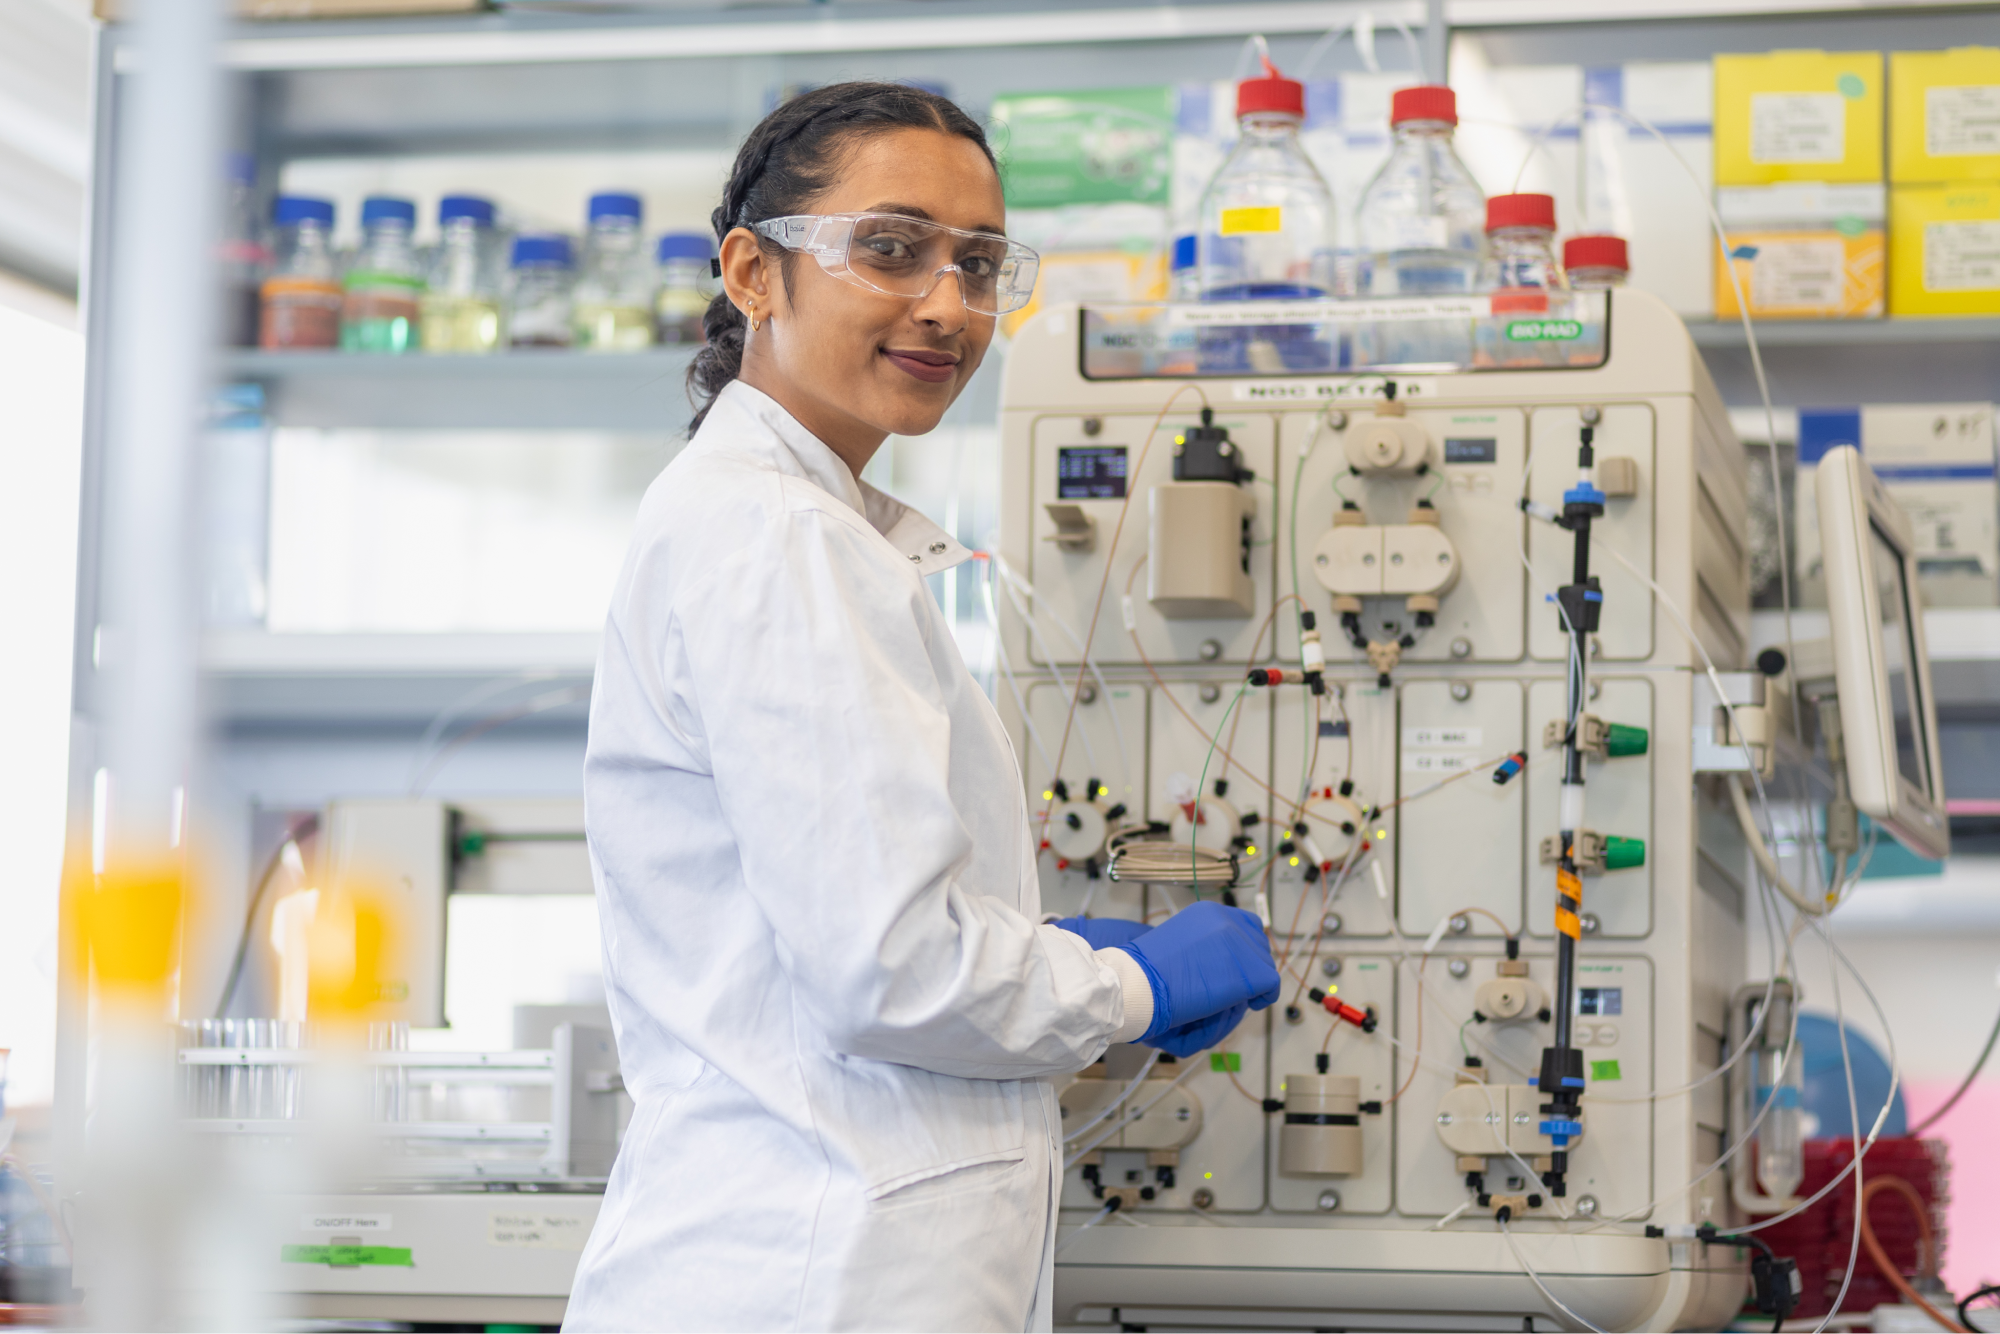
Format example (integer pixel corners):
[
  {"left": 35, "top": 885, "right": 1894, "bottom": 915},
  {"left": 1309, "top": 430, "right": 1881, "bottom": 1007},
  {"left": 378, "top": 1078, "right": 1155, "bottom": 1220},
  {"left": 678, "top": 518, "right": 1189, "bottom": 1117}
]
[
  {"left": 1563, "top": 234, "right": 1630, "bottom": 290},
  {"left": 1483, "top": 192, "right": 1566, "bottom": 312},
  {"left": 1195, "top": 54, "right": 1336, "bottom": 301},
  {"left": 1355, "top": 85, "right": 1485, "bottom": 296}
]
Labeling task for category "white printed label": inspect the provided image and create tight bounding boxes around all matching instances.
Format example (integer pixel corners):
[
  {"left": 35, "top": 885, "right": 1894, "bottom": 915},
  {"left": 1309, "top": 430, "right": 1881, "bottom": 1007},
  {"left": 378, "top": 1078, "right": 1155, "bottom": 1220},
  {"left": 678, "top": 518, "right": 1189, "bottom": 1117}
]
[
  {"left": 302, "top": 1213, "right": 391, "bottom": 1233},
  {"left": 1384, "top": 215, "right": 1449, "bottom": 251},
  {"left": 1403, "top": 726, "right": 1483, "bottom": 749},
  {"left": 1924, "top": 220, "right": 2000, "bottom": 292},
  {"left": 489, "top": 1210, "right": 590, "bottom": 1251},
  {"left": 1402, "top": 750, "right": 1481, "bottom": 774},
  {"left": 1749, "top": 93, "right": 1846, "bottom": 164},
  {"left": 1926, "top": 85, "right": 2000, "bottom": 158},
  {"left": 1750, "top": 238, "right": 1846, "bottom": 311}
]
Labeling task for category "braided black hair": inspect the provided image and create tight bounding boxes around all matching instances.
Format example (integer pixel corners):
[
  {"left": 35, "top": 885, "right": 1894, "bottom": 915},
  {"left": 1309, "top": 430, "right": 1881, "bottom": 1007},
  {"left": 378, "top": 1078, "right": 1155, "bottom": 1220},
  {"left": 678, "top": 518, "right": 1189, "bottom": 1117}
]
[{"left": 686, "top": 81, "right": 997, "bottom": 433}]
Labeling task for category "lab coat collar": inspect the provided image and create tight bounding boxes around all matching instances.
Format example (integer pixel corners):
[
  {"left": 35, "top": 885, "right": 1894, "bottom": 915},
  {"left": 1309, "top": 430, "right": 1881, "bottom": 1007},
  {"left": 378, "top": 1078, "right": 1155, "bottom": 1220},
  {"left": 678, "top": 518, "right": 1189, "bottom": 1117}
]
[{"left": 701, "top": 380, "right": 974, "bottom": 578}]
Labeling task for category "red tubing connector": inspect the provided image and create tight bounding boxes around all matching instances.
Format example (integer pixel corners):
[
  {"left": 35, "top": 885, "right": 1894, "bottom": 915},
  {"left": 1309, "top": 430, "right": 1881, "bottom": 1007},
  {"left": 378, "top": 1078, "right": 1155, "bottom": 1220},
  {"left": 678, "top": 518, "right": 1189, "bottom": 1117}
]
[{"left": 1310, "top": 987, "right": 1378, "bottom": 1032}]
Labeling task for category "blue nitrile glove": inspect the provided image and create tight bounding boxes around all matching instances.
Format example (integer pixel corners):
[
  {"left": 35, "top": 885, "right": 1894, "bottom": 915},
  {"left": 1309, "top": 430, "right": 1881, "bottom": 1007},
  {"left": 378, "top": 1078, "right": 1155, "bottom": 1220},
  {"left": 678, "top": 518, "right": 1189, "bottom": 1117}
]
[
  {"left": 1116, "top": 901, "right": 1280, "bottom": 1046},
  {"left": 1052, "top": 915, "right": 1151, "bottom": 950},
  {"left": 1147, "top": 1001, "right": 1248, "bottom": 1059}
]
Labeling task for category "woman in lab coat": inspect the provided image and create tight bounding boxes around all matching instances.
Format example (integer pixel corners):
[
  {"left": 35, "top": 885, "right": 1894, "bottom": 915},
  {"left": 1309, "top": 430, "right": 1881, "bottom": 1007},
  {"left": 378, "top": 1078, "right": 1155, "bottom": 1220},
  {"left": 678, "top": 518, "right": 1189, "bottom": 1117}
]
[{"left": 565, "top": 83, "right": 1280, "bottom": 1333}]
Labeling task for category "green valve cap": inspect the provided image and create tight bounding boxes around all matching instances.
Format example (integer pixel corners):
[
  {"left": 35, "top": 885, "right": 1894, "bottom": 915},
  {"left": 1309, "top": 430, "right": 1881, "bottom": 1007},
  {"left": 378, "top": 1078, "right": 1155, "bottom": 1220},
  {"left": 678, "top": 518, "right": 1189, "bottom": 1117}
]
[
  {"left": 1605, "top": 723, "right": 1649, "bottom": 757},
  {"left": 1604, "top": 836, "right": 1646, "bottom": 871}
]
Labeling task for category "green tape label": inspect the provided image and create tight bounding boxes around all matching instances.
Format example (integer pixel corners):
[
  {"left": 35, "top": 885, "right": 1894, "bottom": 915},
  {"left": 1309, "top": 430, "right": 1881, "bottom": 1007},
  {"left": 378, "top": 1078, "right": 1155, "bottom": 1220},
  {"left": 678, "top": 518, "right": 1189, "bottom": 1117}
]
[
  {"left": 1590, "top": 1059, "right": 1622, "bottom": 1082},
  {"left": 282, "top": 1244, "right": 413, "bottom": 1268},
  {"left": 1506, "top": 319, "right": 1583, "bottom": 342},
  {"left": 1210, "top": 1051, "right": 1242, "bottom": 1073}
]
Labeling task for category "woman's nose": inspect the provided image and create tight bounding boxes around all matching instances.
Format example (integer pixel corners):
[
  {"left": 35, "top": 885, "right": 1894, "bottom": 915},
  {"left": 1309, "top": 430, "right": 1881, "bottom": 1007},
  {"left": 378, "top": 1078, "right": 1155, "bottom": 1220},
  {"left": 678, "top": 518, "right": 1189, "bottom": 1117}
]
[{"left": 910, "top": 268, "right": 970, "bottom": 332}]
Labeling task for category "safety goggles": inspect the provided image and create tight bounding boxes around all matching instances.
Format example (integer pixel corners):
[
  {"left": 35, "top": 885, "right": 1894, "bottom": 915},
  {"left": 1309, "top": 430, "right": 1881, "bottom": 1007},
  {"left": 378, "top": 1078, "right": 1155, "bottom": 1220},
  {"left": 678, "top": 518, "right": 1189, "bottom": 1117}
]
[{"left": 751, "top": 213, "right": 1041, "bottom": 317}]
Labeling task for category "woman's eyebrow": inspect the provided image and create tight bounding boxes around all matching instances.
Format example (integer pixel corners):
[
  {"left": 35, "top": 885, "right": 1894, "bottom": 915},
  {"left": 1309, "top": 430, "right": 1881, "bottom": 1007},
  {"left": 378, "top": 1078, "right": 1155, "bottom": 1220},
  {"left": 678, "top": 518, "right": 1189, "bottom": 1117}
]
[{"left": 867, "top": 203, "right": 1007, "bottom": 236}]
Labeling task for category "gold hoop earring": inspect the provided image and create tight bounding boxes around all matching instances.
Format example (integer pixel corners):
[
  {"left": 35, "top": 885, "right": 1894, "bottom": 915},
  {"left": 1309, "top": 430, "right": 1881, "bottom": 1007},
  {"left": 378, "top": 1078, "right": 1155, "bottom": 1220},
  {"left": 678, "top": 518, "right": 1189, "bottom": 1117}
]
[{"left": 746, "top": 304, "right": 760, "bottom": 332}]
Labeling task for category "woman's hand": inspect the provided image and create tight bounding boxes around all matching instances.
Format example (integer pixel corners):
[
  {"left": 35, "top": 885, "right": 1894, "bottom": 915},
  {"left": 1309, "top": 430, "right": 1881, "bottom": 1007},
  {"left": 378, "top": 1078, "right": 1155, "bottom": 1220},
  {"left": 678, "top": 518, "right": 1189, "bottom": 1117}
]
[{"left": 1115, "top": 902, "right": 1279, "bottom": 1055}]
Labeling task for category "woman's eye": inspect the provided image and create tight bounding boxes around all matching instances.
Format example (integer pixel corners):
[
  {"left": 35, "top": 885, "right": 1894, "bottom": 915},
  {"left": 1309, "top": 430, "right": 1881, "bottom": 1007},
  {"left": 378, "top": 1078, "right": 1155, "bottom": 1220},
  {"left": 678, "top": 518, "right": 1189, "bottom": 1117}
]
[
  {"left": 858, "top": 234, "right": 918, "bottom": 261},
  {"left": 959, "top": 254, "right": 999, "bottom": 279}
]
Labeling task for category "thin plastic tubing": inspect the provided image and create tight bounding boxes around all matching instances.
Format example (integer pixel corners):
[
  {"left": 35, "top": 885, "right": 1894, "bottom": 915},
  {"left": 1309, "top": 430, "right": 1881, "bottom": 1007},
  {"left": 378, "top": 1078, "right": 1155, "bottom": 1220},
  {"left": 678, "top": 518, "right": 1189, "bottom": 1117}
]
[
  {"left": 992, "top": 554, "right": 1133, "bottom": 790},
  {"left": 1500, "top": 1217, "right": 1608, "bottom": 1333},
  {"left": 1059, "top": 1049, "right": 1163, "bottom": 1150},
  {"left": 982, "top": 564, "right": 1054, "bottom": 779},
  {"left": 1064, "top": 1061, "right": 1200, "bottom": 1170}
]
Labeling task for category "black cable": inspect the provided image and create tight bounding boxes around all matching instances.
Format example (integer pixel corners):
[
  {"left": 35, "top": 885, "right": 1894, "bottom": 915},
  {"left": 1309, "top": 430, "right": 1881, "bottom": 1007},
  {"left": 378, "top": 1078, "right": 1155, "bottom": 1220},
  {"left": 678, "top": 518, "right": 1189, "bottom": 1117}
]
[
  {"left": 1959, "top": 1282, "right": 2000, "bottom": 1332},
  {"left": 1909, "top": 1002, "right": 2000, "bottom": 1137},
  {"left": 1661, "top": 1225, "right": 1799, "bottom": 1331},
  {"left": 212, "top": 815, "right": 318, "bottom": 1019}
]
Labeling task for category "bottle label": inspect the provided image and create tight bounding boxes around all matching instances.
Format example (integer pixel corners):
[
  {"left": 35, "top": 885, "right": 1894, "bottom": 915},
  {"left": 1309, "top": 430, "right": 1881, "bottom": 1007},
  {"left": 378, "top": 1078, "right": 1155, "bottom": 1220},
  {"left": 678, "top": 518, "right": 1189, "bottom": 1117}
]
[
  {"left": 1384, "top": 216, "right": 1449, "bottom": 250},
  {"left": 1924, "top": 219, "right": 2000, "bottom": 292},
  {"left": 1749, "top": 92, "right": 1845, "bottom": 164},
  {"left": 1927, "top": 85, "right": 2000, "bottom": 158},
  {"left": 1219, "top": 206, "right": 1283, "bottom": 236}
]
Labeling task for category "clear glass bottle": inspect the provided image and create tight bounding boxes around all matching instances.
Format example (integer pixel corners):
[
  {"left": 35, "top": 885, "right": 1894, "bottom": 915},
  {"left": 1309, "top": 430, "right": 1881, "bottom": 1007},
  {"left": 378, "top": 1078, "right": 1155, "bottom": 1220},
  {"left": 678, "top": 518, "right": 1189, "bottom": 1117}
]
[
  {"left": 259, "top": 196, "right": 341, "bottom": 350},
  {"left": 1196, "top": 59, "right": 1336, "bottom": 300},
  {"left": 508, "top": 234, "right": 576, "bottom": 349},
  {"left": 1355, "top": 86, "right": 1486, "bottom": 297},
  {"left": 217, "top": 152, "right": 268, "bottom": 348},
  {"left": 420, "top": 194, "right": 505, "bottom": 354},
  {"left": 573, "top": 191, "right": 655, "bottom": 352},
  {"left": 653, "top": 232, "right": 714, "bottom": 345},
  {"left": 1484, "top": 193, "right": 1566, "bottom": 310},
  {"left": 341, "top": 196, "right": 424, "bottom": 353},
  {"left": 1563, "top": 234, "right": 1630, "bottom": 290}
]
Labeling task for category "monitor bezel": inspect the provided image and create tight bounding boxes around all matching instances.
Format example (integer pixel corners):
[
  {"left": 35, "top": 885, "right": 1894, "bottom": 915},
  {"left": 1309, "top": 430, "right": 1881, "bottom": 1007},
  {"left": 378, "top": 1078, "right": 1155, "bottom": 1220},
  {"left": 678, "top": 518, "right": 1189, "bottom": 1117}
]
[{"left": 1815, "top": 444, "right": 1951, "bottom": 861}]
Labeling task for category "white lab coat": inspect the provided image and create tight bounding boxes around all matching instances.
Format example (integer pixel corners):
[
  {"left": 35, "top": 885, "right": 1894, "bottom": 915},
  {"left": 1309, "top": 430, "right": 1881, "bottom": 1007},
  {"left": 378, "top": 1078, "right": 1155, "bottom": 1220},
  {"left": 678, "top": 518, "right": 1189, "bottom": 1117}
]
[{"left": 566, "top": 381, "right": 1153, "bottom": 1333}]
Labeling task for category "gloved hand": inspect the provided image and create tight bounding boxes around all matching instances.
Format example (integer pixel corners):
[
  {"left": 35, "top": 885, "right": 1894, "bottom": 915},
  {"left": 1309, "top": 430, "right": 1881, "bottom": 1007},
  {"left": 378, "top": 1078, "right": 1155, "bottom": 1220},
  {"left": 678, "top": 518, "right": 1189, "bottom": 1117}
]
[
  {"left": 1116, "top": 901, "right": 1280, "bottom": 1048},
  {"left": 1146, "top": 1001, "right": 1248, "bottom": 1059},
  {"left": 1051, "top": 915, "right": 1150, "bottom": 950}
]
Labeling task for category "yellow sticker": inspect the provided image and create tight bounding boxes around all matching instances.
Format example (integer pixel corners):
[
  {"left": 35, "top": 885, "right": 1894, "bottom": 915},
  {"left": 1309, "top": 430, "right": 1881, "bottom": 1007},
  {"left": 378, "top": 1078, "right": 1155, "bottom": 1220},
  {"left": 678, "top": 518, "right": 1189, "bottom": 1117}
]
[
  {"left": 1220, "top": 206, "right": 1283, "bottom": 236},
  {"left": 1556, "top": 869, "right": 1583, "bottom": 903},
  {"left": 1555, "top": 908, "right": 1582, "bottom": 940}
]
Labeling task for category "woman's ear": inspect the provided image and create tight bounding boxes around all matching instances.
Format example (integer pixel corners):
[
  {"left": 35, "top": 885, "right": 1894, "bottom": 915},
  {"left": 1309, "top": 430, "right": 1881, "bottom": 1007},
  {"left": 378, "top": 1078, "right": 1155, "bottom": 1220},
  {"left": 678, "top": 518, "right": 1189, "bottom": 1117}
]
[{"left": 718, "top": 227, "right": 774, "bottom": 328}]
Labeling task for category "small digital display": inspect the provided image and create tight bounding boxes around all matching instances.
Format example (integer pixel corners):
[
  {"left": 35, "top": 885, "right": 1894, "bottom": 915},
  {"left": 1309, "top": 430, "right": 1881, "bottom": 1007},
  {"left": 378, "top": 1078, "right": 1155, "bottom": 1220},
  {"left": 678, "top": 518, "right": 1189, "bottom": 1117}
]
[
  {"left": 1869, "top": 520, "right": 1931, "bottom": 799},
  {"left": 1578, "top": 987, "right": 1623, "bottom": 1016},
  {"left": 1057, "top": 446, "right": 1129, "bottom": 499},
  {"left": 1444, "top": 438, "right": 1498, "bottom": 464}
]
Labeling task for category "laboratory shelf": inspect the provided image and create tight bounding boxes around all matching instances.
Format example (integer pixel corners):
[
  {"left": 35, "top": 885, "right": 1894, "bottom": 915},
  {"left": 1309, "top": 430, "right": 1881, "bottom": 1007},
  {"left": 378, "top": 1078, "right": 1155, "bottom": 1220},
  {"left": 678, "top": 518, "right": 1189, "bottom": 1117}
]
[
  {"left": 1688, "top": 319, "right": 2000, "bottom": 409},
  {"left": 220, "top": 348, "right": 699, "bottom": 431},
  {"left": 1686, "top": 318, "right": 2000, "bottom": 349},
  {"left": 203, "top": 630, "right": 598, "bottom": 726}
]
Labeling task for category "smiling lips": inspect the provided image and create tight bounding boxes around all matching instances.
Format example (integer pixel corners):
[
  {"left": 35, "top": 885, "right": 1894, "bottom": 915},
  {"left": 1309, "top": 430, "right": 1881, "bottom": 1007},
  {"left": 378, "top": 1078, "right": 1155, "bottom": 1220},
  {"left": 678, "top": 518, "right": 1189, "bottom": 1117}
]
[{"left": 883, "top": 347, "right": 960, "bottom": 384}]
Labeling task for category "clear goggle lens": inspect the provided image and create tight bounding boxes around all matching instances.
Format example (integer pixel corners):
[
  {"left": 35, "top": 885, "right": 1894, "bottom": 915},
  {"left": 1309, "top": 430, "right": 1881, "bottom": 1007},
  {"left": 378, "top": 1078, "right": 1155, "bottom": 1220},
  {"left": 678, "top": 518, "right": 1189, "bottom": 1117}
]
[{"left": 752, "top": 213, "right": 1041, "bottom": 316}]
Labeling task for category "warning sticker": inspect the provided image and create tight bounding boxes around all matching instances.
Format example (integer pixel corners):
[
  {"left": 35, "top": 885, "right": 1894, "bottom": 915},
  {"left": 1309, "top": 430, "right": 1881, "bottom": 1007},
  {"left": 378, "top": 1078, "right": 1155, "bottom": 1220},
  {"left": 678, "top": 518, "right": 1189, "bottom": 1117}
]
[
  {"left": 1750, "top": 93, "right": 1847, "bottom": 164},
  {"left": 1926, "top": 85, "right": 2000, "bottom": 158},
  {"left": 1751, "top": 238, "right": 1845, "bottom": 310},
  {"left": 489, "top": 1210, "right": 590, "bottom": 1251},
  {"left": 1924, "top": 220, "right": 2000, "bottom": 292}
]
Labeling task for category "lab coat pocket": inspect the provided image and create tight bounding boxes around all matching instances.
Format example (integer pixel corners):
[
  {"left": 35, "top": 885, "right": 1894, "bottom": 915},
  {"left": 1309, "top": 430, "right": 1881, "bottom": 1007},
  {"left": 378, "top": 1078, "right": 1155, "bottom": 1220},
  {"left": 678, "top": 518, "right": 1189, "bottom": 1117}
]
[{"left": 864, "top": 1146, "right": 1027, "bottom": 1211}]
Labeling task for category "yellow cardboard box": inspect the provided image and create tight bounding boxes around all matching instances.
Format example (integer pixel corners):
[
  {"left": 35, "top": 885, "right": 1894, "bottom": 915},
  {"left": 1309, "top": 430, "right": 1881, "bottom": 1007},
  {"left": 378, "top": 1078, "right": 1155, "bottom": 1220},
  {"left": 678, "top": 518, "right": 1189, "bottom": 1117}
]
[
  {"left": 1889, "top": 183, "right": 2000, "bottom": 315},
  {"left": 1714, "top": 51, "right": 1883, "bottom": 185},
  {"left": 1715, "top": 183, "right": 1885, "bottom": 319},
  {"left": 1891, "top": 48, "right": 2000, "bottom": 183}
]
